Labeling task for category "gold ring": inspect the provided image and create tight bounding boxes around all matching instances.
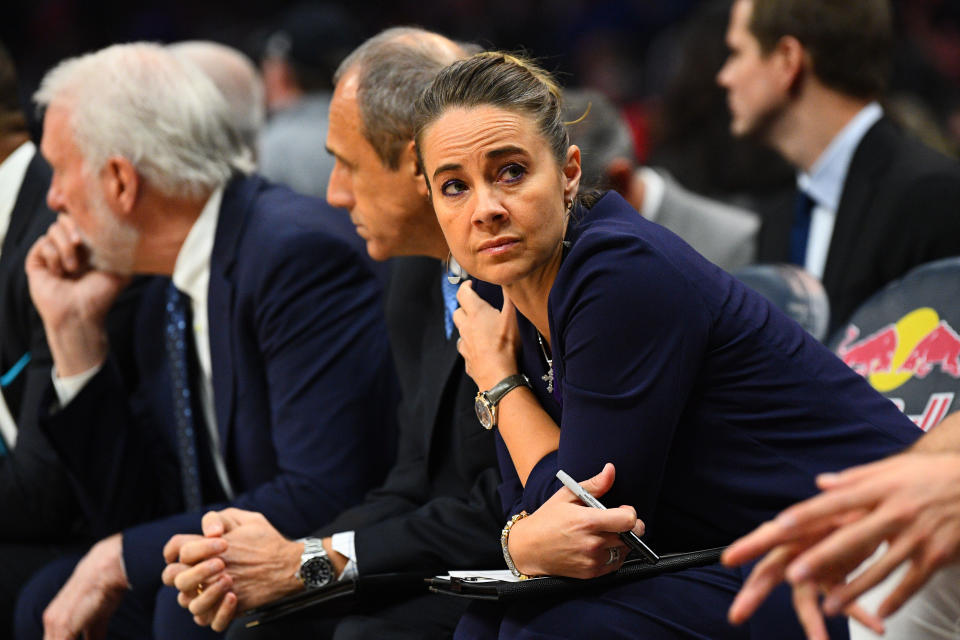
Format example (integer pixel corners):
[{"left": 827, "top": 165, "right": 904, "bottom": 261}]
[{"left": 196, "top": 583, "right": 205, "bottom": 596}]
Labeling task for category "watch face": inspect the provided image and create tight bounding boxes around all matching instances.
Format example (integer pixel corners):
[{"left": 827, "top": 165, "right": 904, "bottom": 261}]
[
  {"left": 474, "top": 394, "right": 494, "bottom": 429},
  {"left": 301, "top": 555, "right": 334, "bottom": 588}
]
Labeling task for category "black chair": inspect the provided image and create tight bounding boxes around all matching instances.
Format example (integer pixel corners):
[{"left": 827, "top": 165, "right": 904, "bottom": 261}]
[
  {"left": 826, "top": 256, "right": 960, "bottom": 432},
  {"left": 733, "top": 263, "right": 831, "bottom": 341}
]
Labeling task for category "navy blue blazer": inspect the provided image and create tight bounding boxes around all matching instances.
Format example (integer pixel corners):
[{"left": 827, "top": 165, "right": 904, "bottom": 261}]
[
  {"left": 41, "top": 175, "right": 398, "bottom": 595},
  {"left": 500, "top": 191, "right": 921, "bottom": 552}
]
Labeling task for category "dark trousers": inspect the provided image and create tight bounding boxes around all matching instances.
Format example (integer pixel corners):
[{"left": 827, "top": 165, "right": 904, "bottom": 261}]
[
  {"left": 15, "top": 553, "right": 221, "bottom": 640},
  {"left": 0, "top": 542, "right": 86, "bottom": 640},
  {"left": 226, "top": 591, "right": 472, "bottom": 640},
  {"left": 454, "top": 563, "right": 851, "bottom": 640}
]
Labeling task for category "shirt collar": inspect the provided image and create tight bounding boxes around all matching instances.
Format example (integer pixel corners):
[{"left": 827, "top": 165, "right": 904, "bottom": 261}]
[
  {"left": 0, "top": 141, "right": 37, "bottom": 238},
  {"left": 172, "top": 186, "right": 223, "bottom": 304},
  {"left": 636, "top": 167, "right": 666, "bottom": 222},
  {"left": 797, "top": 102, "right": 883, "bottom": 212}
]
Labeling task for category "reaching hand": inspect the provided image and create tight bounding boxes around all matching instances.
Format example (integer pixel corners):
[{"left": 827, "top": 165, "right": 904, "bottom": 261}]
[
  {"left": 41, "top": 533, "right": 129, "bottom": 640},
  {"left": 453, "top": 281, "right": 521, "bottom": 390},
  {"left": 507, "top": 463, "right": 644, "bottom": 579},
  {"left": 723, "top": 451, "right": 960, "bottom": 639},
  {"left": 26, "top": 214, "right": 129, "bottom": 377}
]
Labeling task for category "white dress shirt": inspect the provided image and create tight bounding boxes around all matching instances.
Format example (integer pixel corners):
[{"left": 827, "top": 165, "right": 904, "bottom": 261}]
[
  {"left": 0, "top": 141, "right": 39, "bottom": 449},
  {"left": 637, "top": 167, "right": 666, "bottom": 221},
  {"left": 796, "top": 102, "right": 884, "bottom": 279},
  {"left": 54, "top": 186, "right": 234, "bottom": 498}
]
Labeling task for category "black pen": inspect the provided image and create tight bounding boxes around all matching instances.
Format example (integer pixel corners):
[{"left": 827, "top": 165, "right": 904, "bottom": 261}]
[{"left": 556, "top": 469, "right": 659, "bottom": 565}]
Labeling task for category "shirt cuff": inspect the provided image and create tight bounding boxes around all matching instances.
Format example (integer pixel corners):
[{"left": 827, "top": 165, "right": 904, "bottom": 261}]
[
  {"left": 330, "top": 531, "right": 358, "bottom": 581},
  {"left": 51, "top": 363, "right": 103, "bottom": 407}
]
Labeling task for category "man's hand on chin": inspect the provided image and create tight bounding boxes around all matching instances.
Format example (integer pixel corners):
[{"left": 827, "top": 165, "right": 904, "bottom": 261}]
[{"left": 42, "top": 533, "right": 129, "bottom": 640}]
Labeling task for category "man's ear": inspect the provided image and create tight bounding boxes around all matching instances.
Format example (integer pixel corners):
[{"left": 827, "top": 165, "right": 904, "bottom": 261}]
[
  {"left": 101, "top": 156, "right": 139, "bottom": 216},
  {"left": 774, "top": 35, "right": 807, "bottom": 94},
  {"left": 405, "top": 140, "right": 430, "bottom": 199},
  {"left": 605, "top": 157, "right": 634, "bottom": 196}
]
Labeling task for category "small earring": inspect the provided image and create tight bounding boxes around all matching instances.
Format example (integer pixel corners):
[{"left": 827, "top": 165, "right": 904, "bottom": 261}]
[
  {"left": 446, "top": 253, "right": 467, "bottom": 284},
  {"left": 565, "top": 200, "right": 573, "bottom": 212}
]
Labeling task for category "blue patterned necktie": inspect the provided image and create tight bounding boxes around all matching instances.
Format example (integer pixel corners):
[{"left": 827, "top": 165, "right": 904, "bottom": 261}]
[
  {"left": 164, "top": 281, "right": 203, "bottom": 512},
  {"left": 789, "top": 190, "right": 815, "bottom": 267},
  {"left": 442, "top": 274, "right": 459, "bottom": 339}
]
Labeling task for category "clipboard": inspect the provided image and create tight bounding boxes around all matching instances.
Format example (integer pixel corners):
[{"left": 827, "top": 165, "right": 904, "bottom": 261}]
[
  {"left": 427, "top": 547, "right": 725, "bottom": 601},
  {"left": 240, "top": 572, "right": 428, "bottom": 628}
]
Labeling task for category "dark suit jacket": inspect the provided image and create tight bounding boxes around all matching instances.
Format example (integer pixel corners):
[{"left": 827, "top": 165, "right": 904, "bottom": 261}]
[
  {"left": 314, "top": 257, "right": 502, "bottom": 575},
  {"left": 757, "top": 117, "right": 960, "bottom": 331},
  {"left": 501, "top": 192, "right": 919, "bottom": 553},
  {"left": 41, "top": 174, "right": 399, "bottom": 597},
  {"left": 0, "top": 151, "right": 144, "bottom": 542},
  {"left": 0, "top": 150, "right": 79, "bottom": 540}
]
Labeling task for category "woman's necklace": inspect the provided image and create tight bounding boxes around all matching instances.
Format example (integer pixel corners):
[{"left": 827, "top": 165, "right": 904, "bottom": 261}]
[{"left": 537, "top": 332, "right": 554, "bottom": 393}]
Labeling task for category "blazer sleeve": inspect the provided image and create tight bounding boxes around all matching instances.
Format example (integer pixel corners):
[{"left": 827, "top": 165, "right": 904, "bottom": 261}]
[
  {"left": 0, "top": 246, "right": 85, "bottom": 539},
  {"left": 511, "top": 231, "right": 713, "bottom": 523},
  {"left": 350, "top": 464, "right": 503, "bottom": 575}
]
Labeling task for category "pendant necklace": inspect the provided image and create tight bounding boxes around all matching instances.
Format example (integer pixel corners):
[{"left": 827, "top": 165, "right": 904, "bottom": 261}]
[{"left": 537, "top": 332, "right": 554, "bottom": 393}]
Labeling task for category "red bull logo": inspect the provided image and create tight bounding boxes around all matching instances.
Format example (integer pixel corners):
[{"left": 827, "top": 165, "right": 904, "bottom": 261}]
[{"left": 837, "top": 307, "right": 960, "bottom": 431}]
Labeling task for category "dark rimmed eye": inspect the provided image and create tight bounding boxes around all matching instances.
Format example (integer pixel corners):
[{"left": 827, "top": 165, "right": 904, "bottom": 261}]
[
  {"left": 498, "top": 163, "right": 526, "bottom": 183},
  {"left": 441, "top": 179, "right": 468, "bottom": 196}
]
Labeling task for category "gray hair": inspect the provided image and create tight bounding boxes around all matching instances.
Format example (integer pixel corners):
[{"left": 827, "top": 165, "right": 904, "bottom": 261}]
[
  {"left": 563, "top": 88, "right": 636, "bottom": 191},
  {"left": 169, "top": 40, "right": 265, "bottom": 161},
  {"left": 35, "top": 42, "right": 250, "bottom": 199},
  {"left": 334, "top": 27, "right": 470, "bottom": 169}
]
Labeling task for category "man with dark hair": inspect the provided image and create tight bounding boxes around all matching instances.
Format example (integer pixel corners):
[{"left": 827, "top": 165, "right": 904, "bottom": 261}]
[
  {"left": 565, "top": 88, "right": 759, "bottom": 272},
  {"left": 718, "top": 0, "right": 960, "bottom": 331},
  {"left": 161, "top": 27, "right": 505, "bottom": 640}
]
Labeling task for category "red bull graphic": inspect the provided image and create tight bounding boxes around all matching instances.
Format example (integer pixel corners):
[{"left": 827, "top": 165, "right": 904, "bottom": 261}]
[
  {"left": 837, "top": 325, "right": 898, "bottom": 377},
  {"left": 898, "top": 321, "right": 960, "bottom": 378},
  {"left": 889, "top": 393, "right": 955, "bottom": 432},
  {"left": 837, "top": 307, "right": 959, "bottom": 432}
]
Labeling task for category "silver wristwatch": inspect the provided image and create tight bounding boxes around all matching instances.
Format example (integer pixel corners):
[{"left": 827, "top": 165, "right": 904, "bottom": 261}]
[
  {"left": 474, "top": 374, "right": 531, "bottom": 429},
  {"left": 295, "top": 537, "right": 335, "bottom": 589}
]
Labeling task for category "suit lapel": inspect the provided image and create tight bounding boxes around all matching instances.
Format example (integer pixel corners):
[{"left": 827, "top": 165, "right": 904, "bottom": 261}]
[
  {"left": 208, "top": 175, "right": 256, "bottom": 454},
  {"left": 0, "top": 153, "right": 53, "bottom": 412},
  {"left": 1, "top": 153, "right": 50, "bottom": 264},
  {"left": 419, "top": 262, "right": 465, "bottom": 458},
  {"left": 821, "top": 119, "right": 891, "bottom": 296}
]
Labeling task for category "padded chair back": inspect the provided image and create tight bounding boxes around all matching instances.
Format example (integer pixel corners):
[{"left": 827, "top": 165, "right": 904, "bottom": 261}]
[
  {"left": 733, "top": 264, "right": 831, "bottom": 341},
  {"left": 827, "top": 257, "right": 960, "bottom": 432}
]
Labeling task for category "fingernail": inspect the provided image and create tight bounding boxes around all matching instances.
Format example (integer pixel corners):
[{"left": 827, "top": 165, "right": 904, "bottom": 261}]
[
  {"left": 822, "top": 595, "right": 841, "bottom": 616},
  {"left": 775, "top": 512, "right": 797, "bottom": 528},
  {"left": 817, "top": 472, "right": 839, "bottom": 485},
  {"left": 786, "top": 563, "right": 808, "bottom": 583}
]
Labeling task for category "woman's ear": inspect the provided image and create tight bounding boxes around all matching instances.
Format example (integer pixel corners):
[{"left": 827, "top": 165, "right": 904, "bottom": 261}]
[{"left": 563, "top": 145, "right": 582, "bottom": 203}]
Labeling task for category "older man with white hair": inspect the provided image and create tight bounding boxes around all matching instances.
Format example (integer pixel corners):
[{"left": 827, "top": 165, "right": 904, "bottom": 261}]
[
  {"left": 13, "top": 42, "right": 397, "bottom": 640},
  {"left": 169, "top": 40, "right": 266, "bottom": 162}
]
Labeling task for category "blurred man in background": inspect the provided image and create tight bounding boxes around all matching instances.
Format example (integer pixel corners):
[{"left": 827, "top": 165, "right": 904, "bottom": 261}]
[{"left": 717, "top": 0, "right": 960, "bottom": 332}]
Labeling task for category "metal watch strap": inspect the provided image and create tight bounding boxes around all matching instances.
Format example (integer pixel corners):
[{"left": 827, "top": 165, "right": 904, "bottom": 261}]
[{"left": 296, "top": 537, "right": 332, "bottom": 588}]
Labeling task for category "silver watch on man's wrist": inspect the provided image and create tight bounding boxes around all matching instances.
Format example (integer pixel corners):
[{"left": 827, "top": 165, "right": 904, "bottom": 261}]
[{"left": 295, "top": 537, "right": 335, "bottom": 589}]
